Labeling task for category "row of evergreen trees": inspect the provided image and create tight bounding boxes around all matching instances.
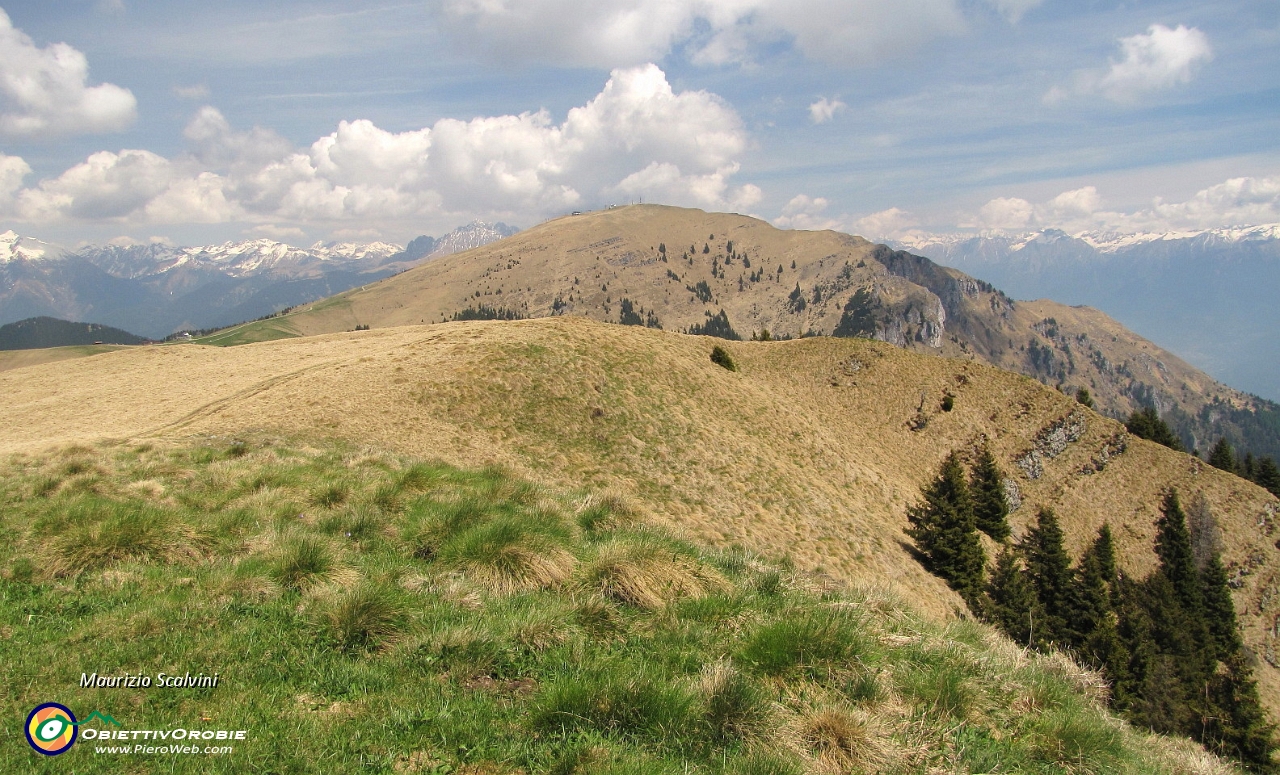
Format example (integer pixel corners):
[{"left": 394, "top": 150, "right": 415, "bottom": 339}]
[
  {"left": 1127, "top": 407, "right": 1280, "bottom": 497},
  {"left": 1208, "top": 437, "right": 1280, "bottom": 498},
  {"left": 907, "top": 450, "right": 1277, "bottom": 771}
]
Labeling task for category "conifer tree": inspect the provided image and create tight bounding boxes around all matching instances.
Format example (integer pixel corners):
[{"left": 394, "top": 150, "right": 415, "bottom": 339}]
[
  {"left": 1208, "top": 438, "right": 1237, "bottom": 473},
  {"left": 1200, "top": 550, "right": 1242, "bottom": 663},
  {"left": 1021, "top": 507, "right": 1076, "bottom": 648},
  {"left": 1243, "top": 452, "right": 1258, "bottom": 482},
  {"left": 1155, "top": 490, "right": 1203, "bottom": 617},
  {"left": 1207, "top": 654, "right": 1279, "bottom": 773},
  {"left": 970, "top": 446, "right": 1011, "bottom": 541},
  {"left": 984, "top": 544, "right": 1036, "bottom": 646},
  {"left": 1256, "top": 457, "right": 1280, "bottom": 498},
  {"left": 1074, "top": 527, "right": 1130, "bottom": 689},
  {"left": 906, "top": 452, "right": 986, "bottom": 606},
  {"left": 1126, "top": 406, "right": 1185, "bottom": 452}
]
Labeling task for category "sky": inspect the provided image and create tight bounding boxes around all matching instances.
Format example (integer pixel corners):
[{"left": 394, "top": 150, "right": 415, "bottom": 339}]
[{"left": 0, "top": 0, "right": 1277, "bottom": 247}]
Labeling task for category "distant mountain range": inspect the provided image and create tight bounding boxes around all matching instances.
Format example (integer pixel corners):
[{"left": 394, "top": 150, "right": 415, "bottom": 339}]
[
  {"left": 0, "top": 221, "right": 517, "bottom": 339},
  {"left": 890, "top": 224, "right": 1280, "bottom": 402}
]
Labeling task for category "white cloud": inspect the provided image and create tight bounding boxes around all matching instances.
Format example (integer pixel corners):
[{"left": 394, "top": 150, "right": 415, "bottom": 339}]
[
  {"left": 851, "top": 207, "right": 918, "bottom": 240},
  {"left": 439, "top": 0, "right": 967, "bottom": 69},
  {"left": 1100, "top": 24, "right": 1212, "bottom": 102},
  {"left": 0, "top": 152, "right": 30, "bottom": 205},
  {"left": 1050, "top": 24, "right": 1212, "bottom": 105},
  {"left": 808, "top": 97, "right": 845, "bottom": 124},
  {"left": 975, "top": 197, "right": 1035, "bottom": 231},
  {"left": 1149, "top": 176, "right": 1280, "bottom": 230},
  {"left": 0, "top": 64, "right": 759, "bottom": 231},
  {"left": 967, "top": 177, "right": 1280, "bottom": 234},
  {"left": 773, "top": 194, "right": 844, "bottom": 230},
  {"left": 0, "top": 9, "right": 136, "bottom": 137}
]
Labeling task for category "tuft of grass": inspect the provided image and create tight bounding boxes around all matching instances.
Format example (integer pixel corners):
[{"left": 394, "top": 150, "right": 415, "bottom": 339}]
[
  {"left": 697, "top": 661, "right": 773, "bottom": 744},
  {"left": 899, "top": 661, "right": 973, "bottom": 720},
  {"left": 531, "top": 665, "right": 698, "bottom": 744},
  {"left": 44, "top": 501, "right": 204, "bottom": 578},
  {"left": 579, "top": 537, "right": 728, "bottom": 609},
  {"left": 739, "top": 608, "right": 866, "bottom": 677},
  {"left": 312, "top": 481, "right": 350, "bottom": 509},
  {"left": 790, "top": 708, "right": 886, "bottom": 775},
  {"left": 318, "top": 583, "right": 405, "bottom": 652},
  {"left": 437, "top": 517, "right": 577, "bottom": 594},
  {"left": 271, "top": 533, "right": 340, "bottom": 591}
]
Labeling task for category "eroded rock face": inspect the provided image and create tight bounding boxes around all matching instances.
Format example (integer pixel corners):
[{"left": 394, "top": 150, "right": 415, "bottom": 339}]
[{"left": 1017, "top": 411, "right": 1087, "bottom": 480}]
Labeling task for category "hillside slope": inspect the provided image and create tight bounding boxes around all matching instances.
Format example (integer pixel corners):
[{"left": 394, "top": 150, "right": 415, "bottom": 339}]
[
  {"left": 230, "top": 205, "right": 1271, "bottom": 457},
  {"left": 1, "top": 316, "right": 1277, "bottom": 716},
  {"left": 0, "top": 316, "right": 147, "bottom": 350}
]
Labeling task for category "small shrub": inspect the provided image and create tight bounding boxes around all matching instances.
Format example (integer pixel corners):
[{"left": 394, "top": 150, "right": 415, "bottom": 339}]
[
  {"left": 226, "top": 441, "right": 250, "bottom": 458},
  {"left": 940, "top": 394, "right": 954, "bottom": 412},
  {"left": 710, "top": 345, "right": 737, "bottom": 372}
]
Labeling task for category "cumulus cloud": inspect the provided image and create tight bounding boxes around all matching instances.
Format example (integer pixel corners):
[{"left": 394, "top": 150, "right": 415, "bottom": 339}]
[
  {"left": 0, "top": 64, "right": 759, "bottom": 230},
  {"left": 968, "top": 178, "right": 1280, "bottom": 234},
  {"left": 439, "top": 0, "right": 968, "bottom": 69},
  {"left": 808, "top": 97, "right": 845, "bottom": 124},
  {"left": 0, "top": 152, "right": 30, "bottom": 204},
  {"left": 773, "top": 194, "right": 844, "bottom": 230},
  {"left": 850, "top": 207, "right": 918, "bottom": 240},
  {"left": 1099, "top": 24, "right": 1212, "bottom": 102},
  {"left": 0, "top": 9, "right": 136, "bottom": 137},
  {"left": 1049, "top": 24, "right": 1212, "bottom": 104}
]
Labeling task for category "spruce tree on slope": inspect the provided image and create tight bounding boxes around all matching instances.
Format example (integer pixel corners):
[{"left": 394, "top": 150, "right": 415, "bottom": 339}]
[
  {"left": 970, "top": 446, "right": 1011, "bottom": 541},
  {"left": 1208, "top": 438, "right": 1238, "bottom": 474},
  {"left": 1021, "top": 507, "right": 1076, "bottom": 648},
  {"left": 984, "top": 544, "right": 1036, "bottom": 646},
  {"left": 906, "top": 452, "right": 986, "bottom": 606}
]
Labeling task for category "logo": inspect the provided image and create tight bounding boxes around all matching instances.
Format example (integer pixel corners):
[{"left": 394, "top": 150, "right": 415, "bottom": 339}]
[{"left": 25, "top": 703, "right": 77, "bottom": 756}]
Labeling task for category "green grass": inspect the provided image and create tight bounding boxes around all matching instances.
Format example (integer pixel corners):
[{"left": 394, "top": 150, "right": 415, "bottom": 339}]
[{"left": 0, "top": 440, "right": 1236, "bottom": 774}]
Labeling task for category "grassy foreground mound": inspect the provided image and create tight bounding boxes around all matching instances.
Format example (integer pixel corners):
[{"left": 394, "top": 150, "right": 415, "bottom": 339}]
[{"left": 0, "top": 441, "right": 1235, "bottom": 773}]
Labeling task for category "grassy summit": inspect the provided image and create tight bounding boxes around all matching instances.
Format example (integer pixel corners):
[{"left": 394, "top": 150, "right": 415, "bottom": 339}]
[{"left": 0, "top": 440, "right": 1237, "bottom": 773}]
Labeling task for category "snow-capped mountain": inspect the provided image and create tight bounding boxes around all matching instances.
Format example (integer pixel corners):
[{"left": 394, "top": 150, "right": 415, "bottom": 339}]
[
  {"left": 0, "top": 230, "right": 67, "bottom": 264},
  {"left": 427, "top": 221, "right": 519, "bottom": 258},
  {"left": 888, "top": 224, "right": 1280, "bottom": 401},
  {"left": 0, "top": 221, "right": 519, "bottom": 339}
]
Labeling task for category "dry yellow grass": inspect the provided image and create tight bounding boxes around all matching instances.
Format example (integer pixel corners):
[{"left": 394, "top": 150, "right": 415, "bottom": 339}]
[{"left": 1, "top": 315, "right": 1277, "bottom": 717}]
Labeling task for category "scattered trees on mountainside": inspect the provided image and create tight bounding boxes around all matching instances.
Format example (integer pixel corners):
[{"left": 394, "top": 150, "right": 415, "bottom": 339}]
[
  {"left": 1203, "top": 437, "right": 1280, "bottom": 497},
  {"left": 908, "top": 450, "right": 1277, "bottom": 771},
  {"left": 1126, "top": 406, "right": 1185, "bottom": 452},
  {"left": 685, "top": 310, "right": 741, "bottom": 341}
]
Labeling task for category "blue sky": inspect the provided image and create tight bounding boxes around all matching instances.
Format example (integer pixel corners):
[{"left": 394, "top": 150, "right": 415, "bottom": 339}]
[{"left": 0, "top": 0, "right": 1277, "bottom": 246}]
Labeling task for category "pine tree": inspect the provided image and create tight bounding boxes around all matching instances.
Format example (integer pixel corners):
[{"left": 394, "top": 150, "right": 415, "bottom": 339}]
[
  {"left": 1208, "top": 437, "right": 1237, "bottom": 473},
  {"left": 1256, "top": 457, "right": 1280, "bottom": 498},
  {"left": 1125, "top": 406, "right": 1184, "bottom": 452},
  {"left": 969, "top": 446, "right": 1011, "bottom": 541},
  {"left": 1200, "top": 551, "right": 1242, "bottom": 663},
  {"left": 906, "top": 452, "right": 986, "bottom": 606},
  {"left": 1075, "top": 386, "right": 1094, "bottom": 409},
  {"left": 1207, "top": 654, "right": 1279, "bottom": 773},
  {"left": 1074, "top": 527, "right": 1130, "bottom": 690},
  {"left": 1021, "top": 507, "right": 1076, "bottom": 648},
  {"left": 984, "top": 543, "right": 1036, "bottom": 646},
  {"left": 1243, "top": 452, "right": 1258, "bottom": 482},
  {"left": 1155, "top": 490, "right": 1203, "bottom": 617}
]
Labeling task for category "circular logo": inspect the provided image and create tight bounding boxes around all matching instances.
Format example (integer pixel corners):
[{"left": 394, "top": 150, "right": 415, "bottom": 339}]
[{"left": 25, "top": 703, "right": 77, "bottom": 756}]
